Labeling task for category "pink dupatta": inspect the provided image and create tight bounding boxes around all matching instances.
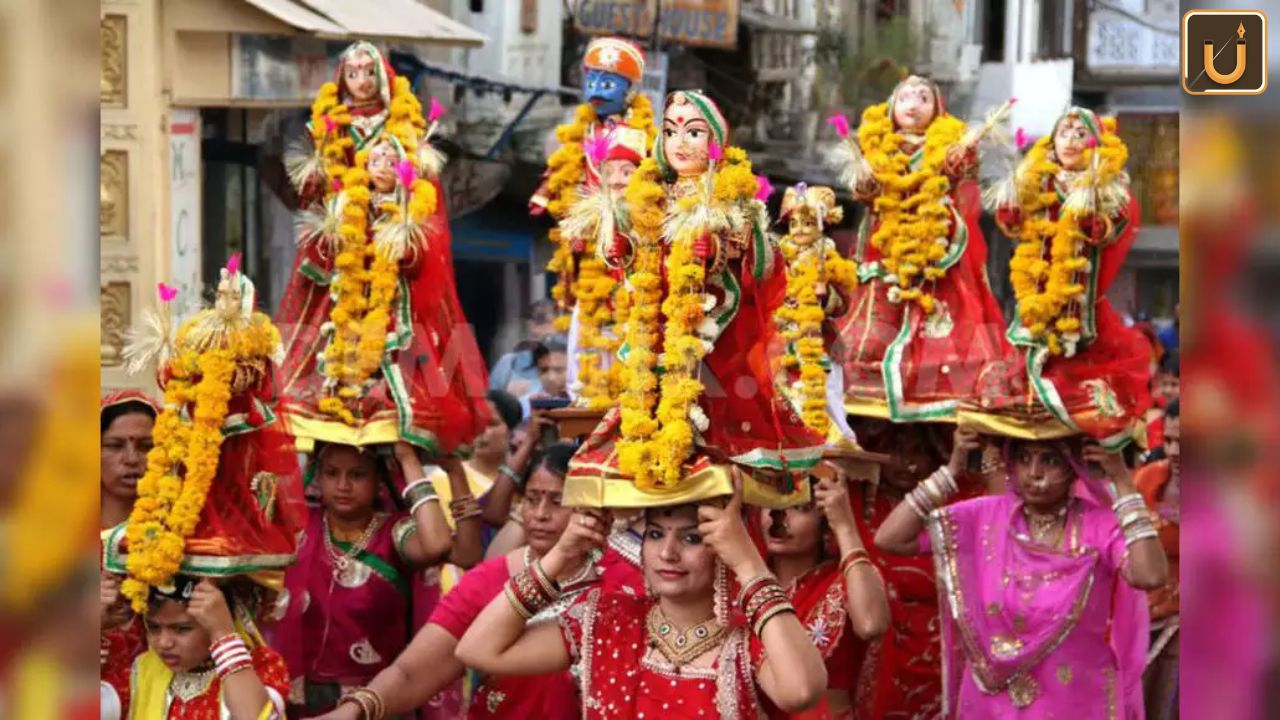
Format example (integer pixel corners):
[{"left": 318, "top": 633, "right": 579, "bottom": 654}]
[{"left": 926, "top": 466, "right": 1148, "bottom": 718}]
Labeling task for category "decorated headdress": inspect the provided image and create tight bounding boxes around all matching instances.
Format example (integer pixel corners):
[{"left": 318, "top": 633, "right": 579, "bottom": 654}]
[
  {"left": 654, "top": 90, "right": 729, "bottom": 179},
  {"left": 336, "top": 41, "right": 396, "bottom": 110},
  {"left": 583, "top": 37, "right": 646, "bottom": 85},
  {"left": 886, "top": 74, "right": 947, "bottom": 125},
  {"left": 113, "top": 257, "right": 303, "bottom": 612},
  {"left": 605, "top": 124, "right": 648, "bottom": 165},
  {"left": 779, "top": 183, "right": 843, "bottom": 228}
]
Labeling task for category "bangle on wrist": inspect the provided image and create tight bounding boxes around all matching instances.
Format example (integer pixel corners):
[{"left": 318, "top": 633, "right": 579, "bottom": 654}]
[
  {"left": 339, "top": 688, "right": 385, "bottom": 720},
  {"left": 403, "top": 479, "right": 439, "bottom": 512}
]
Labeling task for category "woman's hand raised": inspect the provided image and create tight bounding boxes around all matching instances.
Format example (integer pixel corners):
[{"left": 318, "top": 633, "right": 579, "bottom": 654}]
[{"left": 697, "top": 470, "right": 766, "bottom": 582}]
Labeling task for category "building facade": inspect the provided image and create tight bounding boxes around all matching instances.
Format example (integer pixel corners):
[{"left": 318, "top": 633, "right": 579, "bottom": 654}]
[{"left": 99, "top": 0, "right": 484, "bottom": 391}]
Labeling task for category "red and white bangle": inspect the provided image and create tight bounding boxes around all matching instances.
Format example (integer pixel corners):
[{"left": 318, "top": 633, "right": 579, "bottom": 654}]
[{"left": 211, "top": 634, "right": 252, "bottom": 678}]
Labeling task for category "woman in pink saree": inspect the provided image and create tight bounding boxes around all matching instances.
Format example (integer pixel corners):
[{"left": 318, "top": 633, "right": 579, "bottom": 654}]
[{"left": 874, "top": 429, "right": 1168, "bottom": 718}]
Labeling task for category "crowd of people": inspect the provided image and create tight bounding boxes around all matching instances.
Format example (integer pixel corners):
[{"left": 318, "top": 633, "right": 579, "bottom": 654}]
[
  {"left": 100, "top": 349, "right": 1180, "bottom": 719},
  {"left": 97, "top": 36, "right": 1179, "bottom": 720}
]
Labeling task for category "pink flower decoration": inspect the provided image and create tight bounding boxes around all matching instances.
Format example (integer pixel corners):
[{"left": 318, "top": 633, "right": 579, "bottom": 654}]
[
  {"left": 157, "top": 282, "right": 178, "bottom": 303},
  {"left": 429, "top": 97, "right": 446, "bottom": 123},
  {"left": 585, "top": 132, "right": 613, "bottom": 165},
  {"left": 708, "top": 139, "right": 723, "bottom": 162},
  {"left": 397, "top": 159, "right": 418, "bottom": 189},
  {"left": 226, "top": 253, "right": 242, "bottom": 275},
  {"left": 331, "top": 178, "right": 343, "bottom": 193},
  {"left": 1086, "top": 136, "right": 1099, "bottom": 149},
  {"left": 826, "top": 113, "right": 851, "bottom": 138},
  {"left": 754, "top": 174, "right": 774, "bottom": 202},
  {"left": 1014, "top": 127, "right": 1029, "bottom": 149},
  {"left": 323, "top": 116, "right": 336, "bottom": 134}
]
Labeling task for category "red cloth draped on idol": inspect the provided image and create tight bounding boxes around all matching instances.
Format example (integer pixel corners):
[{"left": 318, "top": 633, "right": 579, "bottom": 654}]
[
  {"left": 823, "top": 75, "right": 1012, "bottom": 718},
  {"left": 826, "top": 74, "right": 1012, "bottom": 427},
  {"left": 565, "top": 89, "right": 827, "bottom": 509},
  {"left": 101, "top": 260, "right": 306, "bottom": 719},
  {"left": 962, "top": 106, "right": 1152, "bottom": 449},
  {"left": 277, "top": 40, "right": 491, "bottom": 455}
]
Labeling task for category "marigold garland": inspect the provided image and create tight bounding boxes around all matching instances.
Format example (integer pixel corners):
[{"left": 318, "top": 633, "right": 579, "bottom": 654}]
[
  {"left": 307, "top": 76, "right": 435, "bottom": 423},
  {"left": 858, "top": 104, "right": 965, "bottom": 315},
  {"left": 121, "top": 314, "right": 280, "bottom": 612},
  {"left": 543, "top": 95, "right": 657, "bottom": 340},
  {"left": 1009, "top": 124, "right": 1128, "bottom": 357},
  {"left": 775, "top": 240, "right": 858, "bottom": 433},
  {"left": 617, "top": 149, "right": 758, "bottom": 490}
]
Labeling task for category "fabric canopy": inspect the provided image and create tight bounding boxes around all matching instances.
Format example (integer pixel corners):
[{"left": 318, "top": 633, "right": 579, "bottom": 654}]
[{"left": 243, "top": 0, "right": 485, "bottom": 46}]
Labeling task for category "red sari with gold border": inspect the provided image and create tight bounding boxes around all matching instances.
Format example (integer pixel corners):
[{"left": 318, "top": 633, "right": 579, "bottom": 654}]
[
  {"left": 965, "top": 188, "right": 1151, "bottom": 448},
  {"left": 566, "top": 231, "right": 825, "bottom": 508},
  {"left": 764, "top": 563, "right": 865, "bottom": 720},
  {"left": 830, "top": 169, "right": 1009, "bottom": 426},
  {"left": 559, "top": 589, "right": 766, "bottom": 719}
]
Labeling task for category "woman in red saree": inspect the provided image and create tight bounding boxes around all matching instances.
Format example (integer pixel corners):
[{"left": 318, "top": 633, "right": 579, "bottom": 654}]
[
  {"left": 456, "top": 481, "right": 830, "bottom": 719},
  {"left": 968, "top": 107, "right": 1151, "bottom": 448},
  {"left": 277, "top": 40, "right": 491, "bottom": 456},
  {"left": 829, "top": 75, "right": 1009, "bottom": 425},
  {"left": 310, "top": 443, "right": 643, "bottom": 720},
  {"left": 841, "top": 420, "right": 989, "bottom": 719},
  {"left": 755, "top": 471, "right": 890, "bottom": 719}
]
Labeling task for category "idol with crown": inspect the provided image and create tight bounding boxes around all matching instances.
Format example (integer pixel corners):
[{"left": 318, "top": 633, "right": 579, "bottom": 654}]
[
  {"left": 960, "top": 106, "right": 1151, "bottom": 447},
  {"left": 104, "top": 261, "right": 305, "bottom": 718},
  {"left": 771, "top": 183, "right": 859, "bottom": 436},
  {"left": 564, "top": 89, "right": 827, "bottom": 509},
  {"left": 276, "top": 41, "right": 491, "bottom": 454},
  {"left": 532, "top": 37, "right": 658, "bottom": 409},
  {"left": 825, "top": 74, "right": 1013, "bottom": 427}
]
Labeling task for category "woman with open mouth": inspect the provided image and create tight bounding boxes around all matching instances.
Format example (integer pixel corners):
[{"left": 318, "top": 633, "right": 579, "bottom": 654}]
[{"left": 755, "top": 468, "right": 890, "bottom": 719}]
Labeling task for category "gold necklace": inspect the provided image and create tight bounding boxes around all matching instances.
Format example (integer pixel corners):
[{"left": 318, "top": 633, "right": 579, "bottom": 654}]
[
  {"left": 645, "top": 605, "right": 726, "bottom": 671},
  {"left": 169, "top": 663, "right": 216, "bottom": 702},
  {"left": 1022, "top": 505, "right": 1067, "bottom": 544},
  {"left": 323, "top": 512, "right": 383, "bottom": 581}
]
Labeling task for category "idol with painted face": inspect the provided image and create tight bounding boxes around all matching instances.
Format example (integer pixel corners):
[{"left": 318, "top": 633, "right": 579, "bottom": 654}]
[
  {"left": 1052, "top": 112, "right": 1093, "bottom": 172},
  {"left": 891, "top": 78, "right": 938, "bottom": 135},
  {"left": 367, "top": 140, "right": 399, "bottom": 195},
  {"left": 978, "top": 106, "right": 1150, "bottom": 444},
  {"left": 828, "top": 73, "right": 1011, "bottom": 432},
  {"left": 575, "top": 88, "right": 827, "bottom": 503},
  {"left": 341, "top": 47, "right": 382, "bottom": 108},
  {"left": 661, "top": 97, "right": 713, "bottom": 178},
  {"left": 584, "top": 68, "right": 633, "bottom": 120}
]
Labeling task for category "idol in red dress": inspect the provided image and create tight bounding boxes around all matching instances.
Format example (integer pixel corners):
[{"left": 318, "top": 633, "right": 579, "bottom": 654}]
[
  {"left": 277, "top": 40, "right": 490, "bottom": 454},
  {"left": 566, "top": 90, "right": 825, "bottom": 509},
  {"left": 828, "top": 75, "right": 1010, "bottom": 424},
  {"left": 967, "top": 107, "right": 1151, "bottom": 448}
]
